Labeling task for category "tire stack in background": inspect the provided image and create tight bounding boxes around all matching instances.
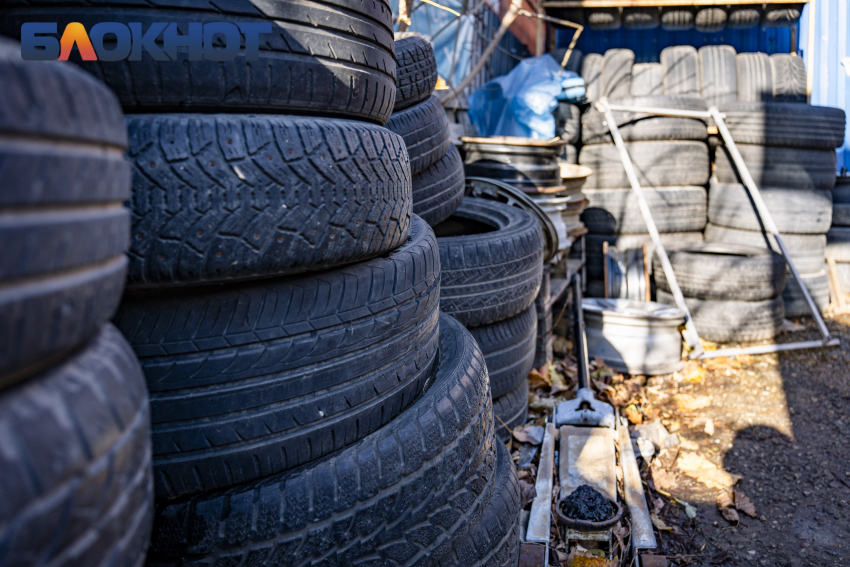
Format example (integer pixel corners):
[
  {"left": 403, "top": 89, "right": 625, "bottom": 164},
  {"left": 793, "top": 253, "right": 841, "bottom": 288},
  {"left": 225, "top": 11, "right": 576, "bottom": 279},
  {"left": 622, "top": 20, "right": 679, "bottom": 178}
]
[
  {"left": 0, "top": 39, "right": 153, "bottom": 566},
  {"left": 827, "top": 176, "right": 850, "bottom": 292},
  {"left": 388, "top": 33, "right": 465, "bottom": 227},
  {"left": 433, "top": 198, "right": 546, "bottom": 442},
  {"left": 578, "top": 47, "right": 710, "bottom": 297},
  {"left": 701, "top": 47, "right": 846, "bottom": 317}
]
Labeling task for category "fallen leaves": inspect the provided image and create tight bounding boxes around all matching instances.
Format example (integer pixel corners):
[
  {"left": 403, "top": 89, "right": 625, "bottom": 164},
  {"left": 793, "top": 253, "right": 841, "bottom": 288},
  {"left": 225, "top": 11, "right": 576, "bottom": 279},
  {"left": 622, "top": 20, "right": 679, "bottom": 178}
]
[
  {"left": 718, "top": 489, "right": 757, "bottom": 524},
  {"left": 519, "top": 480, "right": 537, "bottom": 508},
  {"left": 677, "top": 452, "right": 742, "bottom": 489},
  {"left": 512, "top": 425, "right": 544, "bottom": 445},
  {"left": 651, "top": 513, "right": 673, "bottom": 531},
  {"left": 674, "top": 394, "right": 712, "bottom": 412},
  {"left": 734, "top": 490, "right": 757, "bottom": 518}
]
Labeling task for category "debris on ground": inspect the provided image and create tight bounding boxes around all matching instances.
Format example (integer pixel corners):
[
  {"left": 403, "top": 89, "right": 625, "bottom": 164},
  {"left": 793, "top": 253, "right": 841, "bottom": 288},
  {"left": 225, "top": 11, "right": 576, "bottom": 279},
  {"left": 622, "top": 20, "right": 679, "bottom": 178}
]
[{"left": 560, "top": 485, "right": 618, "bottom": 523}]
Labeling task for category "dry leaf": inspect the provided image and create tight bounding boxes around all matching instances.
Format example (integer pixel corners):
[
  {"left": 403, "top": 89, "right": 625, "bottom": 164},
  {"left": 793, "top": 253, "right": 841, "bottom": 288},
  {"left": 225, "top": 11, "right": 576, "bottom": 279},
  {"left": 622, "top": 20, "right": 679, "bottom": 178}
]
[
  {"left": 719, "top": 506, "right": 739, "bottom": 523},
  {"left": 684, "top": 364, "right": 706, "bottom": 383},
  {"left": 527, "top": 368, "right": 549, "bottom": 389},
  {"left": 674, "top": 394, "right": 712, "bottom": 412},
  {"left": 512, "top": 425, "right": 544, "bottom": 445},
  {"left": 650, "top": 513, "right": 673, "bottom": 531},
  {"left": 734, "top": 490, "right": 757, "bottom": 518},
  {"left": 678, "top": 435, "right": 699, "bottom": 451},
  {"left": 677, "top": 452, "right": 742, "bottom": 489},
  {"left": 624, "top": 404, "right": 643, "bottom": 424},
  {"left": 650, "top": 466, "right": 677, "bottom": 492},
  {"left": 518, "top": 479, "right": 537, "bottom": 508},
  {"left": 549, "top": 363, "right": 569, "bottom": 394},
  {"left": 716, "top": 491, "right": 734, "bottom": 509}
]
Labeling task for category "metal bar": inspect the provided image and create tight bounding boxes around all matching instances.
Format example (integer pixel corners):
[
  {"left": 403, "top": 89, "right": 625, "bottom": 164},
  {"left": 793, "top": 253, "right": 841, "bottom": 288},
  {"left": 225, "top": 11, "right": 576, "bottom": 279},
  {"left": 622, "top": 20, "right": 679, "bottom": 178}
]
[
  {"left": 574, "top": 274, "right": 591, "bottom": 390},
  {"left": 597, "top": 98, "right": 704, "bottom": 358},
  {"left": 541, "top": 0, "right": 807, "bottom": 7},
  {"left": 526, "top": 421, "right": 556, "bottom": 546},
  {"left": 605, "top": 103, "right": 718, "bottom": 120},
  {"left": 619, "top": 421, "right": 657, "bottom": 551},
  {"left": 710, "top": 107, "right": 833, "bottom": 341},
  {"left": 699, "top": 338, "right": 840, "bottom": 359}
]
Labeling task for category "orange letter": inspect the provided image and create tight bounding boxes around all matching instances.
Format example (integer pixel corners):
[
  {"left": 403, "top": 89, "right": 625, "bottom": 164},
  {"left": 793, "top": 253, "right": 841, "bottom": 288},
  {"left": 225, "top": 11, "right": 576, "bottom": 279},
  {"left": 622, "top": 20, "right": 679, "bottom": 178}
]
[{"left": 59, "top": 22, "right": 97, "bottom": 60}]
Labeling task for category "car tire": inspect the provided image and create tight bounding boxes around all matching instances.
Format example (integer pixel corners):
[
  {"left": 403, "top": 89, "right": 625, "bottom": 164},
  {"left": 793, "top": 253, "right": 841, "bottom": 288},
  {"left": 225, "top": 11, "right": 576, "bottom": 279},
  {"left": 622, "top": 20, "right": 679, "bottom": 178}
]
[
  {"left": 585, "top": 8, "right": 621, "bottom": 30},
  {"left": 468, "top": 306, "right": 536, "bottom": 399},
  {"left": 705, "top": 223, "right": 826, "bottom": 274},
  {"left": 736, "top": 52, "right": 774, "bottom": 103},
  {"left": 579, "top": 141, "right": 710, "bottom": 189},
  {"left": 493, "top": 378, "right": 529, "bottom": 443},
  {"left": 661, "top": 45, "right": 700, "bottom": 96},
  {"left": 762, "top": 3, "right": 803, "bottom": 26},
  {"left": 582, "top": 186, "right": 707, "bottom": 234},
  {"left": 695, "top": 7, "right": 727, "bottom": 32},
  {"left": 661, "top": 6, "right": 694, "bottom": 30},
  {"left": 387, "top": 94, "right": 451, "bottom": 175},
  {"left": 630, "top": 63, "right": 664, "bottom": 96},
  {"left": 716, "top": 102, "right": 846, "bottom": 149},
  {"left": 412, "top": 144, "right": 465, "bottom": 227},
  {"left": 555, "top": 102, "right": 581, "bottom": 145},
  {"left": 393, "top": 33, "right": 438, "bottom": 111},
  {"left": 827, "top": 228, "right": 850, "bottom": 262},
  {"left": 833, "top": 204, "right": 850, "bottom": 227},
  {"left": 714, "top": 144, "right": 837, "bottom": 190},
  {"left": 581, "top": 95, "right": 708, "bottom": 145},
  {"left": 782, "top": 270, "right": 830, "bottom": 317},
  {"left": 599, "top": 48, "right": 634, "bottom": 99},
  {"left": 623, "top": 7, "right": 659, "bottom": 29},
  {"left": 770, "top": 54, "right": 807, "bottom": 103},
  {"left": 698, "top": 45, "right": 738, "bottom": 106},
  {"left": 727, "top": 5, "right": 762, "bottom": 29},
  {"left": 586, "top": 232, "right": 704, "bottom": 279}
]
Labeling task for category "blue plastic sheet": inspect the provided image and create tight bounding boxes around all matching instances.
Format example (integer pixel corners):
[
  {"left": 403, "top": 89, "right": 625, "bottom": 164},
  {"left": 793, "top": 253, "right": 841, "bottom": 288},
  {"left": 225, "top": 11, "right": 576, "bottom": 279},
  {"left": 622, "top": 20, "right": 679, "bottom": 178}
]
[{"left": 469, "top": 55, "right": 585, "bottom": 139}]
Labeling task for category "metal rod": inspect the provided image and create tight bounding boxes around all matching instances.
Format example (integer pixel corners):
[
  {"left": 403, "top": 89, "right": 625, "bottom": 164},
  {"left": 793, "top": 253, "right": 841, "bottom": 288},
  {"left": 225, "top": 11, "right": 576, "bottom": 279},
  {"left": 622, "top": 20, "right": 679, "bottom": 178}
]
[
  {"left": 605, "top": 103, "right": 719, "bottom": 120},
  {"left": 597, "top": 98, "right": 704, "bottom": 358},
  {"left": 574, "top": 272, "right": 590, "bottom": 390},
  {"left": 710, "top": 107, "right": 833, "bottom": 341},
  {"left": 699, "top": 338, "right": 840, "bottom": 359}
]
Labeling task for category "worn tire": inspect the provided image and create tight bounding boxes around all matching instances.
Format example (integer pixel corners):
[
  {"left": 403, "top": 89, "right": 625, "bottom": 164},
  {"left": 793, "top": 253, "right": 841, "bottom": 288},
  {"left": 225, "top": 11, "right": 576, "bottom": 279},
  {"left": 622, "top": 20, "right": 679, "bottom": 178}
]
[
  {"left": 581, "top": 95, "right": 708, "bottom": 145},
  {"left": 387, "top": 95, "right": 450, "bottom": 175},
  {"left": 147, "top": 313, "right": 499, "bottom": 567},
  {"left": 653, "top": 242, "right": 785, "bottom": 301},
  {"left": 582, "top": 53, "right": 603, "bottom": 102},
  {"left": 435, "top": 198, "right": 544, "bottom": 327},
  {"left": 661, "top": 45, "right": 700, "bottom": 96},
  {"left": 705, "top": 223, "right": 826, "bottom": 275},
  {"left": 394, "top": 33, "right": 438, "bottom": 111},
  {"left": 715, "top": 144, "right": 838, "bottom": 190},
  {"left": 717, "top": 102, "right": 846, "bottom": 149},
  {"left": 631, "top": 63, "right": 664, "bottom": 96},
  {"left": 468, "top": 306, "right": 536, "bottom": 399},
  {"left": 583, "top": 186, "right": 707, "bottom": 234},
  {"left": 762, "top": 3, "right": 803, "bottom": 26},
  {"left": 126, "top": 114, "right": 411, "bottom": 288},
  {"left": 770, "top": 53, "right": 807, "bottom": 103},
  {"left": 623, "top": 7, "right": 659, "bottom": 29},
  {"left": 493, "top": 379, "right": 529, "bottom": 443},
  {"left": 783, "top": 270, "right": 830, "bottom": 317},
  {"left": 737, "top": 52, "right": 774, "bottom": 103},
  {"left": 695, "top": 7, "right": 727, "bottom": 32},
  {"left": 661, "top": 6, "right": 694, "bottom": 30},
  {"left": 0, "top": 39, "right": 130, "bottom": 387},
  {"left": 115, "top": 216, "right": 440, "bottom": 498},
  {"left": 835, "top": 177, "right": 850, "bottom": 204},
  {"left": 699, "top": 45, "right": 738, "bottom": 106},
  {"left": 585, "top": 8, "right": 621, "bottom": 30},
  {"left": 586, "top": 232, "right": 704, "bottom": 279},
  {"left": 555, "top": 102, "right": 581, "bottom": 145},
  {"left": 832, "top": 203, "right": 850, "bottom": 227},
  {"left": 0, "top": 325, "right": 153, "bottom": 567},
  {"left": 548, "top": 48, "right": 584, "bottom": 74},
  {"left": 727, "top": 5, "right": 762, "bottom": 29},
  {"left": 599, "top": 49, "right": 634, "bottom": 99},
  {"left": 827, "top": 228, "right": 850, "bottom": 262},
  {"left": 657, "top": 290, "right": 784, "bottom": 343},
  {"left": 707, "top": 181, "right": 833, "bottom": 234},
  {"left": 0, "top": 1, "right": 396, "bottom": 124},
  {"left": 579, "top": 141, "right": 710, "bottom": 189},
  {"left": 413, "top": 144, "right": 465, "bottom": 227}
]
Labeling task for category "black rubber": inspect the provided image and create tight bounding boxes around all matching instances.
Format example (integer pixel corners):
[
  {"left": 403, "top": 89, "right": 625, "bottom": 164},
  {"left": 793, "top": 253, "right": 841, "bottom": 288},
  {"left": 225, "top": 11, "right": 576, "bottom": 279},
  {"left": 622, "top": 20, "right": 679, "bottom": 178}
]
[
  {"left": 694, "top": 7, "right": 727, "bottom": 32},
  {"left": 125, "top": 113, "right": 411, "bottom": 288},
  {"left": 827, "top": 228, "right": 850, "bottom": 262},
  {"left": 661, "top": 6, "right": 694, "bottom": 30},
  {"left": 834, "top": 203, "right": 850, "bottom": 227},
  {"left": 548, "top": 48, "right": 584, "bottom": 74},
  {"left": 555, "top": 102, "right": 581, "bottom": 145},
  {"left": 653, "top": 242, "right": 786, "bottom": 301},
  {"left": 387, "top": 94, "right": 451, "bottom": 175},
  {"left": 835, "top": 177, "right": 850, "bottom": 204},
  {"left": 468, "top": 306, "right": 536, "bottom": 399},
  {"left": 146, "top": 313, "right": 499, "bottom": 567},
  {"left": 708, "top": 181, "right": 833, "bottom": 234},
  {"left": 623, "top": 7, "right": 659, "bottom": 29},
  {"left": 599, "top": 49, "right": 634, "bottom": 99},
  {"left": 435, "top": 198, "right": 545, "bottom": 327},
  {"left": 762, "top": 4, "right": 804, "bottom": 27},
  {"left": 579, "top": 141, "right": 710, "bottom": 189},
  {"left": 657, "top": 290, "right": 784, "bottom": 343},
  {"left": 714, "top": 144, "right": 838, "bottom": 190},
  {"left": 582, "top": 53, "right": 603, "bottom": 102},
  {"left": 783, "top": 270, "right": 829, "bottom": 317},
  {"left": 463, "top": 144, "right": 561, "bottom": 189},
  {"left": 435, "top": 442, "right": 521, "bottom": 567},
  {"left": 583, "top": 186, "right": 707, "bottom": 234},
  {"left": 630, "top": 63, "right": 664, "bottom": 96},
  {"left": 586, "top": 232, "right": 704, "bottom": 280},
  {"left": 394, "top": 33, "right": 438, "bottom": 111},
  {"left": 698, "top": 45, "right": 738, "bottom": 106},
  {"left": 0, "top": 39, "right": 130, "bottom": 387},
  {"left": 115, "top": 215, "right": 440, "bottom": 499},
  {"left": 716, "top": 102, "right": 846, "bottom": 149},
  {"left": 737, "top": 52, "right": 774, "bottom": 102},
  {"left": 705, "top": 223, "right": 826, "bottom": 275},
  {"left": 561, "top": 144, "right": 578, "bottom": 164},
  {"left": 493, "top": 379, "right": 529, "bottom": 443},
  {"left": 0, "top": 0, "right": 396, "bottom": 124},
  {"left": 581, "top": 95, "right": 708, "bottom": 145},
  {"left": 770, "top": 53, "right": 807, "bottom": 103},
  {"left": 727, "top": 5, "right": 762, "bottom": 29},
  {"left": 585, "top": 8, "right": 621, "bottom": 30},
  {"left": 0, "top": 324, "right": 152, "bottom": 567},
  {"left": 661, "top": 45, "right": 700, "bottom": 96},
  {"left": 412, "top": 143, "right": 465, "bottom": 227}
]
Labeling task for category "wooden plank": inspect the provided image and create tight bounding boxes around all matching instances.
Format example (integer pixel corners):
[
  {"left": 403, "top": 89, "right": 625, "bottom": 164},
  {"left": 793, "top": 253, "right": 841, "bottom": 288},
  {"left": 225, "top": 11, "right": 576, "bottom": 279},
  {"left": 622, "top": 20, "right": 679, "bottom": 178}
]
[
  {"left": 543, "top": 0, "right": 806, "bottom": 8},
  {"left": 619, "top": 423, "right": 657, "bottom": 551},
  {"left": 559, "top": 426, "right": 617, "bottom": 502},
  {"left": 526, "top": 423, "right": 556, "bottom": 544}
]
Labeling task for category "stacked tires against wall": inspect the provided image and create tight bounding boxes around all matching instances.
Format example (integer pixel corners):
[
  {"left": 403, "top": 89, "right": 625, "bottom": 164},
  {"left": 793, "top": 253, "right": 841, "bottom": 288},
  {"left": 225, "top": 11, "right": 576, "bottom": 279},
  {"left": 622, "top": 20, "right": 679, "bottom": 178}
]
[
  {"left": 700, "top": 47, "right": 846, "bottom": 318},
  {"left": 578, "top": 47, "right": 710, "bottom": 298},
  {"left": 828, "top": 177, "right": 850, "bottom": 291},
  {"left": 0, "top": 40, "right": 153, "bottom": 565}
]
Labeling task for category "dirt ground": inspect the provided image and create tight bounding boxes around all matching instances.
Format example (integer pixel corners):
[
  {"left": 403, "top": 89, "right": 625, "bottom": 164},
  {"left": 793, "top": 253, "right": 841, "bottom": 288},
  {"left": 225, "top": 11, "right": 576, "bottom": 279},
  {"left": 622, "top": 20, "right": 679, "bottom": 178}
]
[{"left": 640, "top": 312, "right": 850, "bottom": 566}]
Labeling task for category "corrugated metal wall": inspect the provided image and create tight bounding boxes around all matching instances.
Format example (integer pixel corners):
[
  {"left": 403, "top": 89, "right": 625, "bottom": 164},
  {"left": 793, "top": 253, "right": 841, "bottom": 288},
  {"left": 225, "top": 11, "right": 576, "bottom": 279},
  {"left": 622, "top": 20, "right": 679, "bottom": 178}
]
[{"left": 800, "top": 0, "right": 850, "bottom": 172}]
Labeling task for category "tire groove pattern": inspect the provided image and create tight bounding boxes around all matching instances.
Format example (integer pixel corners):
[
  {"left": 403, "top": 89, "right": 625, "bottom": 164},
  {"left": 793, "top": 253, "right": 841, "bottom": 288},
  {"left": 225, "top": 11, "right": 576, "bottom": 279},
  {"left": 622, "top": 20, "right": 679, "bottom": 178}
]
[
  {"left": 412, "top": 144, "right": 465, "bottom": 227},
  {"left": 387, "top": 95, "right": 451, "bottom": 175},
  {"left": 467, "top": 306, "right": 536, "bottom": 399},
  {"left": 394, "top": 34, "right": 438, "bottom": 111},
  {"left": 492, "top": 379, "right": 529, "bottom": 443}
]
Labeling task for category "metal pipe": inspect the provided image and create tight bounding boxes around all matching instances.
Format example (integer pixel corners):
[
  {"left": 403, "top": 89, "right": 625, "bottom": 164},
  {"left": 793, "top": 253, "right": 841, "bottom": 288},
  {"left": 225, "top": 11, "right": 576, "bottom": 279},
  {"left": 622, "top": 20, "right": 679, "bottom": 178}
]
[
  {"left": 574, "top": 273, "right": 590, "bottom": 390},
  {"left": 709, "top": 107, "right": 833, "bottom": 341},
  {"left": 699, "top": 338, "right": 840, "bottom": 359},
  {"left": 597, "top": 98, "right": 705, "bottom": 358},
  {"left": 605, "top": 104, "right": 719, "bottom": 120}
]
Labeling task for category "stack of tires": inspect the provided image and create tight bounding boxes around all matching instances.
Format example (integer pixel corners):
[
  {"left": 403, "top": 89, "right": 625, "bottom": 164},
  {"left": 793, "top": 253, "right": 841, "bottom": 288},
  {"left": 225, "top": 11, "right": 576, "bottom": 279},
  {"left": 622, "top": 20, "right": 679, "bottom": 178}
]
[
  {"left": 701, "top": 47, "right": 846, "bottom": 317},
  {"left": 0, "top": 40, "right": 153, "bottom": 566},
  {"left": 654, "top": 244, "right": 787, "bottom": 343},
  {"left": 388, "top": 33, "right": 465, "bottom": 227},
  {"left": 827, "top": 176, "right": 850, "bottom": 292},
  {"left": 433, "top": 198, "right": 546, "bottom": 442},
  {"left": 578, "top": 47, "right": 710, "bottom": 297}
]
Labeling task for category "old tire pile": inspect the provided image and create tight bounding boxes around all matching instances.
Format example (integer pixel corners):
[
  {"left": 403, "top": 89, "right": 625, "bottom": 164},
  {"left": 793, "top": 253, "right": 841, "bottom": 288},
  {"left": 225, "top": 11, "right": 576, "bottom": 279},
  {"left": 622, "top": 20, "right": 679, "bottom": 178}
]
[
  {"left": 703, "top": 47, "right": 846, "bottom": 317},
  {"left": 828, "top": 177, "right": 850, "bottom": 291},
  {"left": 576, "top": 4, "right": 801, "bottom": 32},
  {"left": 387, "top": 34, "right": 463, "bottom": 227},
  {"left": 654, "top": 243, "right": 786, "bottom": 343},
  {"left": 434, "top": 197, "right": 545, "bottom": 442},
  {"left": 579, "top": 47, "right": 709, "bottom": 296},
  {"left": 0, "top": 39, "right": 153, "bottom": 566}
]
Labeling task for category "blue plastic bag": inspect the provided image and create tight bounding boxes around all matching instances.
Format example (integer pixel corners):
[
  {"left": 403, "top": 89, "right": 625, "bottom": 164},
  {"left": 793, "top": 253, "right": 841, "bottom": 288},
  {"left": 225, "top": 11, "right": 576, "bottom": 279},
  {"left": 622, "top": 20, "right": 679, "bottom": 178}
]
[{"left": 469, "top": 55, "right": 585, "bottom": 139}]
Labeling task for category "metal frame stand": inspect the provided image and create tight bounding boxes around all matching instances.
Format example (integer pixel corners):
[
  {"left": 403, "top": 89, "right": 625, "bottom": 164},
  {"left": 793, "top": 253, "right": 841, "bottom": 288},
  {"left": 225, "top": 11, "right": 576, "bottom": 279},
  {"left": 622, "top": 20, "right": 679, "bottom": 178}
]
[{"left": 596, "top": 98, "right": 840, "bottom": 359}]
